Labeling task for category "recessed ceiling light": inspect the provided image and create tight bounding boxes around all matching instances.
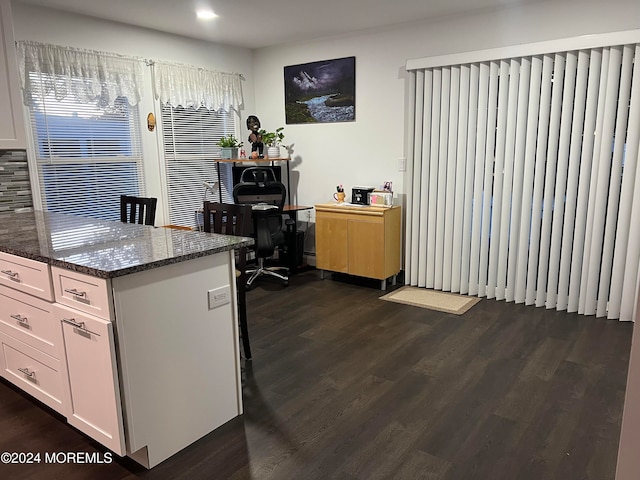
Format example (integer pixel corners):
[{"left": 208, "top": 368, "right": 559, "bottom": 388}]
[{"left": 197, "top": 10, "right": 218, "bottom": 20}]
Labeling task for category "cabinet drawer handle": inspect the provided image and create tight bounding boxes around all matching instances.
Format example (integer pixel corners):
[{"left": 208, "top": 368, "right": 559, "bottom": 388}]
[
  {"left": 62, "top": 317, "right": 86, "bottom": 330},
  {"left": 62, "top": 317, "right": 100, "bottom": 336},
  {"left": 1, "top": 270, "right": 20, "bottom": 281},
  {"left": 10, "top": 314, "right": 29, "bottom": 325},
  {"left": 64, "top": 288, "right": 87, "bottom": 298},
  {"left": 18, "top": 367, "right": 35, "bottom": 378}
]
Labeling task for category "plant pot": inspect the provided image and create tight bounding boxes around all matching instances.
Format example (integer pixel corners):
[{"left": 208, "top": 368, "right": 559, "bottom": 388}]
[
  {"left": 220, "top": 147, "right": 238, "bottom": 160},
  {"left": 267, "top": 146, "right": 280, "bottom": 159}
]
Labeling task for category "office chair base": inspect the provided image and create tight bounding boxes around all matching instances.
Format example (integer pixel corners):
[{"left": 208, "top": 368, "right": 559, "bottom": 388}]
[{"left": 246, "top": 263, "right": 289, "bottom": 289}]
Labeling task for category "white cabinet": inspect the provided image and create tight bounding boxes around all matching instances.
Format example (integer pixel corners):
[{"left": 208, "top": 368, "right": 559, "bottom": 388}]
[
  {"left": 0, "top": 249, "right": 242, "bottom": 468},
  {"left": 51, "top": 266, "right": 111, "bottom": 320},
  {"left": 57, "top": 303, "right": 125, "bottom": 456},
  {"left": 0, "top": 0, "right": 26, "bottom": 149},
  {"left": 111, "top": 251, "right": 242, "bottom": 468},
  {"left": 50, "top": 266, "right": 124, "bottom": 455},
  {"left": 0, "top": 285, "right": 60, "bottom": 358},
  {"left": 0, "top": 254, "right": 67, "bottom": 416},
  {"left": 0, "top": 331, "right": 67, "bottom": 412}
]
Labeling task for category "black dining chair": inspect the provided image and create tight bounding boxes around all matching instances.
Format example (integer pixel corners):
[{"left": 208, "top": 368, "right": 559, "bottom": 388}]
[
  {"left": 120, "top": 195, "right": 157, "bottom": 226},
  {"left": 202, "top": 201, "right": 254, "bottom": 360}
]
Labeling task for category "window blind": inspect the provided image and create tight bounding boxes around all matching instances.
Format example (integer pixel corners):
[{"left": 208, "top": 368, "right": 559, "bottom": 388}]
[
  {"left": 27, "top": 81, "right": 145, "bottom": 221},
  {"left": 161, "top": 105, "right": 235, "bottom": 229},
  {"left": 405, "top": 36, "right": 640, "bottom": 321}
]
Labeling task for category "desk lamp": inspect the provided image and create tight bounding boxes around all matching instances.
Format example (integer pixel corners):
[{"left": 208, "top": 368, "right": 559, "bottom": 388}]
[{"left": 202, "top": 181, "right": 220, "bottom": 203}]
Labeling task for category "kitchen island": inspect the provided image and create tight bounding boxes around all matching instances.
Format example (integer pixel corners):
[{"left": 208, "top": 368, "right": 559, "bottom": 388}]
[{"left": 0, "top": 210, "right": 253, "bottom": 468}]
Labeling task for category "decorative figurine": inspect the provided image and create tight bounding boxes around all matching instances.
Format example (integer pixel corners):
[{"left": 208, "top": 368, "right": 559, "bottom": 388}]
[{"left": 246, "top": 115, "right": 264, "bottom": 159}]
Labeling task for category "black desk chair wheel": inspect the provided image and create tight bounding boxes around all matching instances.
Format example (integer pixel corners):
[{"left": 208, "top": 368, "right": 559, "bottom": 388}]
[
  {"left": 232, "top": 167, "right": 289, "bottom": 289},
  {"left": 120, "top": 195, "right": 157, "bottom": 226},
  {"left": 202, "top": 201, "right": 254, "bottom": 360}
]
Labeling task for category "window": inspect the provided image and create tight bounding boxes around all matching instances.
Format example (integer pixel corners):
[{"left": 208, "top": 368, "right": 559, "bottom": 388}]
[
  {"left": 161, "top": 104, "right": 235, "bottom": 228},
  {"left": 27, "top": 76, "right": 145, "bottom": 221}
]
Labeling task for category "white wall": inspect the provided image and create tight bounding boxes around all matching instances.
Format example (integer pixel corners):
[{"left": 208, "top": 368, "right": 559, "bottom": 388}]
[
  {"left": 253, "top": 0, "right": 640, "bottom": 238},
  {"left": 9, "top": 1, "right": 639, "bottom": 236}
]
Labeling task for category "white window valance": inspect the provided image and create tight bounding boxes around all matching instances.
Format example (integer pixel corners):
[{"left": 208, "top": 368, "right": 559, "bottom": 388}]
[
  {"left": 152, "top": 61, "right": 243, "bottom": 112},
  {"left": 17, "top": 41, "right": 146, "bottom": 107}
]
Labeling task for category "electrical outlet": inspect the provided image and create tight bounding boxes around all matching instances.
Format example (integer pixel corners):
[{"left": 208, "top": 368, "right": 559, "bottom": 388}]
[
  {"left": 208, "top": 286, "right": 230, "bottom": 310},
  {"left": 399, "top": 157, "right": 406, "bottom": 172}
]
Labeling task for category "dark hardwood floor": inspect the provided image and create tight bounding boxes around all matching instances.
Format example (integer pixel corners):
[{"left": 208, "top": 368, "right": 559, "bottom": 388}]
[{"left": 0, "top": 269, "right": 633, "bottom": 479}]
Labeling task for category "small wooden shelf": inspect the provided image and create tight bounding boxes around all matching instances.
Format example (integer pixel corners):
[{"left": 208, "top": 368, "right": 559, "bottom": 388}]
[{"left": 215, "top": 157, "right": 291, "bottom": 163}]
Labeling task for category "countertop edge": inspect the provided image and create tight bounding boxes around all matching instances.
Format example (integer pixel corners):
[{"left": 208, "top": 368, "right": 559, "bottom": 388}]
[{"left": 0, "top": 239, "right": 254, "bottom": 279}]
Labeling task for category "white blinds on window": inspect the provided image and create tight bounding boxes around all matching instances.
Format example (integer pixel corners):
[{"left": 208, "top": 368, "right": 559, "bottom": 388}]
[
  {"left": 405, "top": 40, "right": 640, "bottom": 321},
  {"left": 161, "top": 105, "right": 235, "bottom": 228}
]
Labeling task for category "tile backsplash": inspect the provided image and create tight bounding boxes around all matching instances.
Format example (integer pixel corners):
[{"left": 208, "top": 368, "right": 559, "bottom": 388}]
[{"left": 0, "top": 150, "right": 33, "bottom": 213}]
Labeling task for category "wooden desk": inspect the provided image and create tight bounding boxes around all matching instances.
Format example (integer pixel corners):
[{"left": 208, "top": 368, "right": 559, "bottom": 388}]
[
  {"left": 193, "top": 204, "right": 312, "bottom": 273},
  {"left": 283, "top": 204, "right": 312, "bottom": 223},
  {"left": 315, "top": 203, "right": 401, "bottom": 290}
]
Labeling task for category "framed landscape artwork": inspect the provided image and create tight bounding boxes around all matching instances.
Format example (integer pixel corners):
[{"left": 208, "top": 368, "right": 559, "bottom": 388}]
[{"left": 284, "top": 56, "right": 355, "bottom": 124}]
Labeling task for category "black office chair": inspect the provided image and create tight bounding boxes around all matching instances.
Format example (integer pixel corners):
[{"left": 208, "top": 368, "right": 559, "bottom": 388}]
[
  {"left": 233, "top": 167, "right": 289, "bottom": 288},
  {"left": 203, "top": 201, "right": 253, "bottom": 360},
  {"left": 120, "top": 195, "right": 157, "bottom": 226}
]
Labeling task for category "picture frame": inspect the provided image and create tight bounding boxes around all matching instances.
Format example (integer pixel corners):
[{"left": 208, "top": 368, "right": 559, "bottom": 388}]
[{"left": 284, "top": 56, "right": 355, "bottom": 124}]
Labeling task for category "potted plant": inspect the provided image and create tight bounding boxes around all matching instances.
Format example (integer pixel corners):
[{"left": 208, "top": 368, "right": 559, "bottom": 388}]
[
  {"left": 259, "top": 127, "right": 285, "bottom": 159},
  {"left": 217, "top": 135, "right": 243, "bottom": 159}
]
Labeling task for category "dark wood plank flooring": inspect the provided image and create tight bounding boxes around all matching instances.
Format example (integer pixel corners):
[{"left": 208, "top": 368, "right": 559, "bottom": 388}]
[{"left": 0, "top": 269, "right": 632, "bottom": 479}]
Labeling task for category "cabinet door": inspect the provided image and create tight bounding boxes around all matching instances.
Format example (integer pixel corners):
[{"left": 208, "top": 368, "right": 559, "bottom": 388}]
[
  {"left": 348, "top": 217, "right": 385, "bottom": 279},
  {"left": 0, "top": 0, "right": 26, "bottom": 149},
  {"left": 316, "top": 212, "right": 349, "bottom": 273},
  {"left": 57, "top": 304, "right": 125, "bottom": 456}
]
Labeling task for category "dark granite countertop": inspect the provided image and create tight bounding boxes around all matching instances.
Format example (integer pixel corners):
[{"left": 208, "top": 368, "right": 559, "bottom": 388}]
[{"left": 0, "top": 211, "right": 254, "bottom": 279}]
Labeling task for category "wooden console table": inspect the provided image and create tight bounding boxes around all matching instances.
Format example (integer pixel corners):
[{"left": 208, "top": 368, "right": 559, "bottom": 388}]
[{"left": 315, "top": 203, "right": 401, "bottom": 290}]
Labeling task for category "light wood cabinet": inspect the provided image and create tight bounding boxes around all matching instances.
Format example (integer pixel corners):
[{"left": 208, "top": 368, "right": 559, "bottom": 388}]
[
  {"left": 0, "top": 0, "right": 26, "bottom": 149},
  {"left": 315, "top": 203, "right": 401, "bottom": 289}
]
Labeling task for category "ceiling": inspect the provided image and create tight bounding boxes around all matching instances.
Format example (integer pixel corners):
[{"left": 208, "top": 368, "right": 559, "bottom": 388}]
[{"left": 15, "top": 0, "right": 542, "bottom": 49}]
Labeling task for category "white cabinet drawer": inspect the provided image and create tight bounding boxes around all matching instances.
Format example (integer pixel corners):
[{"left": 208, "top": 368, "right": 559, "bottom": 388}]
[
  {"left": 51, "top": 267, "right": 112, "bottom": 320},
  {"left": 0, "top": 252, "right": 53, "bottom": 301},
  {"left": 56, "top": 304, "right": 125, "bottom": 456},
  {"left": 0, "top": 285, "right": 61, "bottom": 358},
  {"left": 0, "top": 332, "right": 66, "bottom": 415}
]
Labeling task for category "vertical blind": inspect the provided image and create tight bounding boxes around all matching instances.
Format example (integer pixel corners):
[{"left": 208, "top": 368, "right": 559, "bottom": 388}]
[{"left": 405, "top": 38, "right": 640, "bottom": 321}]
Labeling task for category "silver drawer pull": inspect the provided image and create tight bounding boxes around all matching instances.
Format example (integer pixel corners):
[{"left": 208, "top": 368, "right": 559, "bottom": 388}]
[
  {"left": 62, "top": 317, "right": 99, "bottom": 336},
  {"left": 62, "top": 317, "right": 86, "bottom": 330},
  {"left": 10, "top": 314, "right": 29, "bottom": 325},
  {"left": 1, "top": 269, "right": 20, "bottom": 281},
  {"left": 18, "top": 367, "right": 35, "bottom": 378},
  {"left": 64, "top": 288, "right": 87, "bottom": 298}
]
